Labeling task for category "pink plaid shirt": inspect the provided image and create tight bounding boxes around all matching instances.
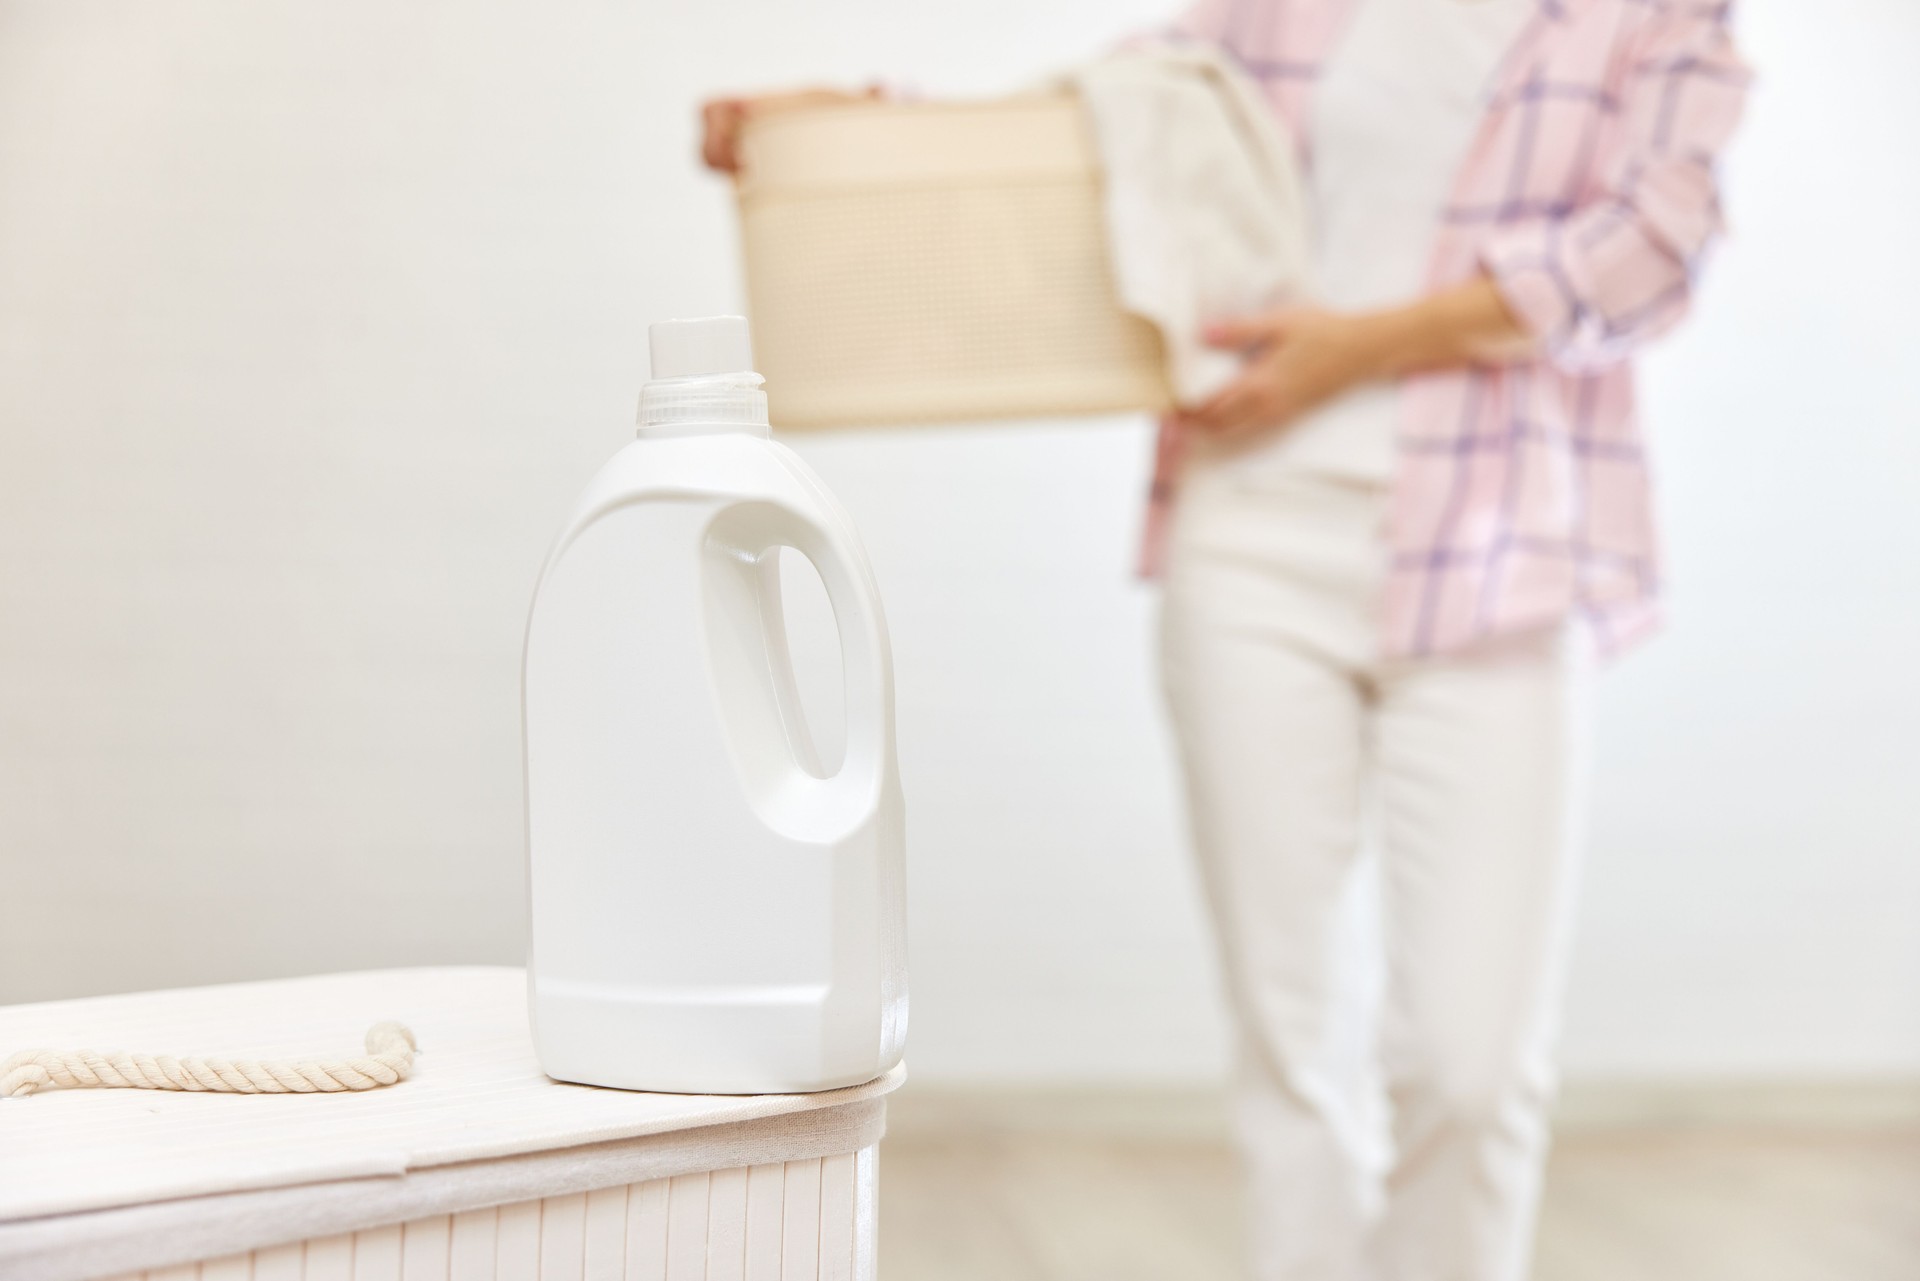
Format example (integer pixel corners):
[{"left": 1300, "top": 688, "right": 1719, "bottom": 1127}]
[{"left": 1144, "top": 0, "right": 1751, "bottom": 657}]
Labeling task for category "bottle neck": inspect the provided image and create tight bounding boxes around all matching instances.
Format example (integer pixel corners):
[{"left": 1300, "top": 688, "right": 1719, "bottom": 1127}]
[
  {"left": 637, "top": 417, "right": 771, "bottom": 440},
  {"left": 636, "top": 372, "right": 770, "bottom": 439}
]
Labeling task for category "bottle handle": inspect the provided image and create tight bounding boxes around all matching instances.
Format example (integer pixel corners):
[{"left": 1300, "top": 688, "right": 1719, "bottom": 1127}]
[{"left": 702, "top": 495, "right": 893, "bottom": 843}]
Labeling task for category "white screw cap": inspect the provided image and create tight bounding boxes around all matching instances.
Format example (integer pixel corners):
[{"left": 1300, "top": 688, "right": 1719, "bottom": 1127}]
[
  {"left": 638, "top": 315, "right": 768, "bottom": 435},
  {"left": 649, "top": 315, "right": 753, "bottom": 380}
]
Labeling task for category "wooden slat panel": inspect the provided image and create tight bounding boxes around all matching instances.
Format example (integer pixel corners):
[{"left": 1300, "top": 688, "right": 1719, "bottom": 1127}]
[
  {"left": 400, "top": 1214, "right": 450, "bottom": 1281},
  {"left": 663, "top": 1173, "right": 710, "bottom": 1281},
  {"left": 703, "top": 1166, "right": 750, "bottom": 1281},
  {"left": 351, "top": 1224, "right": 402, "bottom": 1281},
  {"left": 851, "top": 1147, "right": 878, "bottom": 1281},
  {"left": 742, "top": 1163, "right": 786, "bottom": 1281},
  {"left": 623, "top": 1177, "right": 670, "bottom": 1281},
  {"left": 112, "top": 1145, "right": 878, "bottom": 1281},
  {"left": 200, "top": 1254, "right": 254, "bottom": 1281},
  {"left": 780, "top": 1158, "right": 823, "bottom": 1281},
  {"left": 448, "top": 1207, "right": 499, "bottom": 1280},
  {"left": 581, "top": 1184, "right": 628, "bottom": 1281},
  {"left": 251, "top": 1241, "right": 306, "bottom": 1281},
  {"left": 495, "top": 1199, "right": 541, "bottom": 1281},
  {"left": 537, "top": 1191, "right": 586, "bottom": 1279},
  {"left": 304, "top": 1234, "right": 354, "bottom": 1281},
  {"left": 816, "top": 1153, "right": 855, "bottom": 1281}
]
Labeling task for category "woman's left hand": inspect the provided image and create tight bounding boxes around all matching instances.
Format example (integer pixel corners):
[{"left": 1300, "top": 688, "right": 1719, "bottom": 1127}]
[{"left": 1172, "top": 307, "right": 1385, "bottom": 437}]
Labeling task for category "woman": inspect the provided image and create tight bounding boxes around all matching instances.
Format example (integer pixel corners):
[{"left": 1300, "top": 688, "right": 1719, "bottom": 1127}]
[{"left": 704, "top": 2, "right": 1748, "bottom": 1276}]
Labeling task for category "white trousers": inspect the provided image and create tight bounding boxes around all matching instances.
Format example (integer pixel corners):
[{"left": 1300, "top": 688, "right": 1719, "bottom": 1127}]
[{"left": 1159, "top": 466, "right": 1589, "bottom": 1281}]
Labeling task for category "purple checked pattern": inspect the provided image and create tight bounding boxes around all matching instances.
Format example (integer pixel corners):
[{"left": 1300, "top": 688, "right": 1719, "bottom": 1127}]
[{"left": 1142, "top": 0, "right": 1751, "bottom": 657}]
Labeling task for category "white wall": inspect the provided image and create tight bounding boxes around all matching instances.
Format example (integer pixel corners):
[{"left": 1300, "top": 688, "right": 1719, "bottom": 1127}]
[
  {"left": 1560, "top": 0, "right": 1920, "bottom": 1077},
  {"left": 1, "top": 0, "right": 1914, "bottom": 1083}
]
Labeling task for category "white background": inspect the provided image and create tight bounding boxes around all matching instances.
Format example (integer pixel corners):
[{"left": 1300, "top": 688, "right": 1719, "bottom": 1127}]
[{"left": 2, "top": 0, "right": 1915, "bottom": 1083}]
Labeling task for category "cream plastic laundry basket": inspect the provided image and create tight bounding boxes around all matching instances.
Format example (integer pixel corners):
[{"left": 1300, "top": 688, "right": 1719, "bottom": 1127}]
[{"left": 736, "top": 95, "right": 1172, "bottom": 429}]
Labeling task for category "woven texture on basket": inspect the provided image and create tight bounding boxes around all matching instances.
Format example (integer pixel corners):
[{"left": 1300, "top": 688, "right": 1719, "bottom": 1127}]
[{"left": 736, "top": 95, "right": 1171, "bottom": 430}]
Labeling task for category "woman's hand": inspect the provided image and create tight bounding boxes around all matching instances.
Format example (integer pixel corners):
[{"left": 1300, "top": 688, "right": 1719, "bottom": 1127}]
[
  {"left": 1172, "top": 308, "right": 1387, "bottom": 437},
  {"left": 700, "top": 97, "right": 753, "bottom": 174},
  {"left": 1172, "top": 278, "right": 1537, "bottom": 437},
  {"left": 700, "top": 86, "right": 886, "bottom": 175}
]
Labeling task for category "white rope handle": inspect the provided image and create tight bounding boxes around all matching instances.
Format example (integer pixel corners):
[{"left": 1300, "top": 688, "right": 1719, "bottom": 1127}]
[{"left": 1, "top": 1022, "right": 418, "bottom": 1099}]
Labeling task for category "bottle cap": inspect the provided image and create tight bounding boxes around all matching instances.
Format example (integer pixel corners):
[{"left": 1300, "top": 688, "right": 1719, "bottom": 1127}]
[
  {"left": 649, "top": 315, "right": 752, "bottom": 379},
  {"left": 639, "top": 316, "right": 769, "bottom": 435}
]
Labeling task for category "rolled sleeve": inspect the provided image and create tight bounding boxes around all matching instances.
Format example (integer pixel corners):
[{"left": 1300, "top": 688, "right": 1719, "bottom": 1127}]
[
  {"left": 1481, "top": 4, "right": 1751, "bottom": 369},
  {"left": 1483, "top": 219, "right": 1589, "bottom": 348}
]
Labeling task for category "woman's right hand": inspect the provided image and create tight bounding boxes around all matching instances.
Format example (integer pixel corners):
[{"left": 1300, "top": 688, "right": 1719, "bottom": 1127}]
[
  {"left": 700, "top": 86, "right": 885, "bottom": 175},
  {"left": 699, "top": 97, "right": 754, "bottom": 175}
]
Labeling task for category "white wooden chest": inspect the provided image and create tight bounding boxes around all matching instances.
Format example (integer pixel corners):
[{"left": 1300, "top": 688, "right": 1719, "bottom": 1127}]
[{"left": 0, "top": 968, "right": 900, "bottom": 1281}]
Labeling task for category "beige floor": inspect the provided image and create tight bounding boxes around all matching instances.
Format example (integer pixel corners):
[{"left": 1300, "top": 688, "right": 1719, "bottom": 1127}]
[{"left": 878, "top": 1126, "right": 1920, "bottom": 1281}]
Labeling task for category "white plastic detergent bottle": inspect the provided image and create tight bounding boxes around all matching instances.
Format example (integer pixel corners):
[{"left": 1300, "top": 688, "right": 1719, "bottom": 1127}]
[{"left": 523, "top": 315, "right": 907, "bottom": 1094}]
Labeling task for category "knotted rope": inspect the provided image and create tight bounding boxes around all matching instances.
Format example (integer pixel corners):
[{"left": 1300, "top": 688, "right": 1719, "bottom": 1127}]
[{"left": 1, "top": 1021, "right": 417, "bottom": 1099}]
